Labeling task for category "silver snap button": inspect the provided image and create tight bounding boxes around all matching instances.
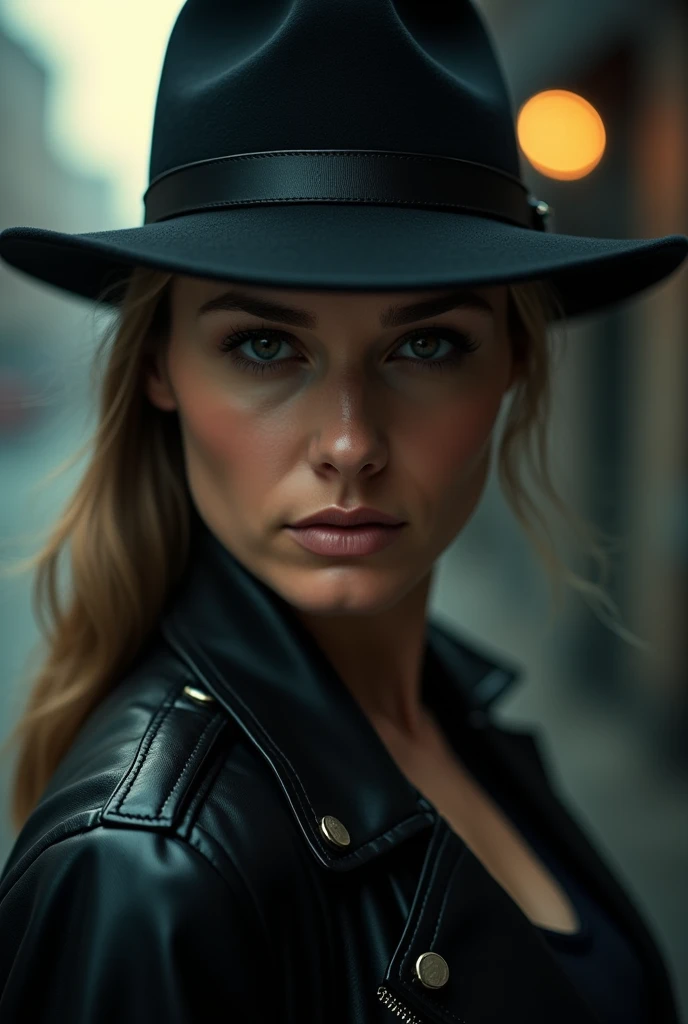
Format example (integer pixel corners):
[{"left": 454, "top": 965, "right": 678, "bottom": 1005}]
[
  {"left": 320, "top": 815, "right": 351, "bottom": 847},
  {"left": 415, "top": 951, "right": 450, "bottom": 989},
  {"left": 183, "top": 685, "right": 216, "bottom": 704}
]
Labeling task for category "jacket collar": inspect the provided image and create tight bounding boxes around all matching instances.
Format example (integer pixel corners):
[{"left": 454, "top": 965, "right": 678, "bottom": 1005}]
[
  {"left": 160, "top": 516, "right": 682, "bottom": 1024},
  {"left": 160, "top": 513, "right": 522, "bottom": 870}
]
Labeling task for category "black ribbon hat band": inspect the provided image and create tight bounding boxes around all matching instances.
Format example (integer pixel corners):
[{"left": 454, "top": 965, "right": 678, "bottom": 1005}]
[{"left": 143, "top": 149, "right": 552, "bottom": 232}]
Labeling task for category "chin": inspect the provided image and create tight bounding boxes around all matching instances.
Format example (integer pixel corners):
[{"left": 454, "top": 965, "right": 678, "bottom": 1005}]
[{"left": 271, "top": 565, "right": 410, "bottom": 617}]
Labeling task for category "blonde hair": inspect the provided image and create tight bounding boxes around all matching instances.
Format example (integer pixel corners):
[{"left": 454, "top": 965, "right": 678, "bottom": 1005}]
[{"left": 0, "top": 266, "right": 645, "bottom": 835}]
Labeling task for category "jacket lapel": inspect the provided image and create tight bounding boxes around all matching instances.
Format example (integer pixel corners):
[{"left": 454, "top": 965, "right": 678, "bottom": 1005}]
[
  {"left": 161, "top": 514, "right": 510, "bottom": 869},
  {"left": 160, "top": 514, "right": 679, "bottom": 1023},
  {"left": 162, "top": 519, "right": 433, "bottom": 867},
  {"left": 378, "top": 816, "right": 609, "bottom": 1023}
]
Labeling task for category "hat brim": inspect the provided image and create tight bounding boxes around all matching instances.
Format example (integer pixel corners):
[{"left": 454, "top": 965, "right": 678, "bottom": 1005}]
[{"left": 1, "top": 204, "right": 686, "bottom": 320}]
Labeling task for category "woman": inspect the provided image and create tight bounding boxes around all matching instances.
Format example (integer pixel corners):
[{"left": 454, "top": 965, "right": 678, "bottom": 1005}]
[{"left": 0, "top": 1, "right": 685, "bottom": 1022}]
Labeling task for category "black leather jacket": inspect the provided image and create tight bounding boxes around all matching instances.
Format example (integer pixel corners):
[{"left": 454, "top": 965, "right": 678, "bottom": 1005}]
[{"left": 0, "top": 517, "right": 681, "bottom": 1024}]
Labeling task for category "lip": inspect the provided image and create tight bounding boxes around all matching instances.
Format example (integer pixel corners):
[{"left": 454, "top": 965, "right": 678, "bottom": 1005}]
[
  {"left": 285, "top": 523, "right": 406, "bottom": 557},
  {"left": 290, "top": 506, "right": 405, "bottom": 528}
]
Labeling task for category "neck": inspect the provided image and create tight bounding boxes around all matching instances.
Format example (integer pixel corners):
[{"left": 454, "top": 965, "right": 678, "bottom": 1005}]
[{"left": 292, "top": 570, "right": 435, "bottom": 744}]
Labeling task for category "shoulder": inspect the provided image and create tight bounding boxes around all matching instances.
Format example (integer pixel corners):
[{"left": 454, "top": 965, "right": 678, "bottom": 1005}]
[
  {"left": 0, "top": 635, "right": 288, "bottom": 900},
  {"left": 0, "top": 805, "right": 272, "bottom": 1021},
  {"left": 0, "top": 638, "right": 305, "bottom": 1020}
]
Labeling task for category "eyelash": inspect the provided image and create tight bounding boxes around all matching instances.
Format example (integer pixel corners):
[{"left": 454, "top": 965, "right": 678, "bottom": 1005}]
[{"left": 217, "top": 325, "right": 481, "bottom": 377}]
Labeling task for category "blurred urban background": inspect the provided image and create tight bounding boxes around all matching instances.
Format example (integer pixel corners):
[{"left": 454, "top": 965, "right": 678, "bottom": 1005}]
[{"left": 0, "top": 0, "right": 686, "bottom": 1013}]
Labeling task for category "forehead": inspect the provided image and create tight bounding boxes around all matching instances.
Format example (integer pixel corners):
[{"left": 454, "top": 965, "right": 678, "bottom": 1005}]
[{"left": 172, "top": 274, "right": 506, "bottom": 327}]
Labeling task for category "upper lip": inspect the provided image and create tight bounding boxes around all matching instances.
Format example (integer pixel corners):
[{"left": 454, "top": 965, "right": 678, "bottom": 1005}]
[{"left": 289, "top": 506, "right": 405, "bottom": 528}]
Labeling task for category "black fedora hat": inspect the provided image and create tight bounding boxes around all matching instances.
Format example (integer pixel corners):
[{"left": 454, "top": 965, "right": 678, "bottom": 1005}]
[{"left": 1, "top": 0, "right": 686, "bottom": 319}]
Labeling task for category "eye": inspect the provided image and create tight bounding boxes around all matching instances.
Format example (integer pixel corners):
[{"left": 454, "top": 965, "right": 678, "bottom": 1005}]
[
  {"left": 217, "top": 328, "right": 301, "bottom": 376},
  {"left": 217, "top": 325, "right": 481, "bottom": 376},
  {"left": 392, "top": 328, "right": 481, "bottom": 370}
]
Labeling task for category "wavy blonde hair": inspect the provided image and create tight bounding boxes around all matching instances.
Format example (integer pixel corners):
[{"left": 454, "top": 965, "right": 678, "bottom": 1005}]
[{"left": 0, "top": 266, "right": 644, "bottom": 835}]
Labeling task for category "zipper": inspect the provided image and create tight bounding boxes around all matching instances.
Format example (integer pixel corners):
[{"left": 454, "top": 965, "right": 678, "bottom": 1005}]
[{"left": 377, "top": 985, "right": 425, "bottom": 1023}]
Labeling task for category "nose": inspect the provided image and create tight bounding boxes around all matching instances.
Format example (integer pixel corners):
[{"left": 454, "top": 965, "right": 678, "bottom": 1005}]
[{"left": 307, "top": 382, "right": 388, "bottom": 481}]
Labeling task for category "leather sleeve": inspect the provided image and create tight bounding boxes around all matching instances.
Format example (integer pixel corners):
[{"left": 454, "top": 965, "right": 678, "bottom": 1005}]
[{"left": 0, "top": 826, "right": 269, "bottom": 1023}]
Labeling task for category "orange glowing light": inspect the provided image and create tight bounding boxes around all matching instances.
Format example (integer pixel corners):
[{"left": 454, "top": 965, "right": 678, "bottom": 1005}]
[{"left": 517, "top": 90, "right": 606, "bottom": 180}]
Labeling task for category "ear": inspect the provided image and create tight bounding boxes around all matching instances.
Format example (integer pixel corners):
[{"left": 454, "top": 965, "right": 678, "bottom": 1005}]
[{"left": 143, "top": 351, "right": 178, "bottom": 412}]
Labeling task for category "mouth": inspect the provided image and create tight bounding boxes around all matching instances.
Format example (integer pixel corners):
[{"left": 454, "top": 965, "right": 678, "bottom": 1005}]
[
  {"left": 289, "top": 506, "right": 405, "bottom": 529},
  {"left": 285, "top": 522, "right": 406, "bottom": 557}
]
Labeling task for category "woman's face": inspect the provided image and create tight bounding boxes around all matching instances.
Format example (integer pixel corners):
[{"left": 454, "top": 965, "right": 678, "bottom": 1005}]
[{"left": 145, "top": 275, "right": 520, "bottom": 617}]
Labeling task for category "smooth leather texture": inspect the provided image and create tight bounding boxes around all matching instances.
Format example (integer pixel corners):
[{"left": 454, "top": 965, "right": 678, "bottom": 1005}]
[{"left": 0, "top": 516, "right": 681, "bottom": 1023}]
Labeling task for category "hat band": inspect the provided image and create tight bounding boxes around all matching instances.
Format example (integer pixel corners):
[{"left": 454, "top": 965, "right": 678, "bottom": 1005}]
[{"left": 143, "top": 149, "right": 549, "bottom": 231}]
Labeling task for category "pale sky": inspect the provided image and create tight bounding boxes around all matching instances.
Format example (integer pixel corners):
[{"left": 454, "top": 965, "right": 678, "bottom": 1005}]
[{"left": 2, "top": 0, "right": 185, "bottom": 225}]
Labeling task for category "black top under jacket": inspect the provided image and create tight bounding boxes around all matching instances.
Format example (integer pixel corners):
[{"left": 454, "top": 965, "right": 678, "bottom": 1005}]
[
  {"left": 0, "top": 510, "right": 681, "bottom": 1024},
  {"left": 456, "top": 728, "right": 652, "bottom": 1024}
]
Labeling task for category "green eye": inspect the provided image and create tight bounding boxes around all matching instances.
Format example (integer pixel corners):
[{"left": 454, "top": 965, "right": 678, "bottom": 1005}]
[{"left": 218, "top": 325, "right": 481, "bottom": 376}]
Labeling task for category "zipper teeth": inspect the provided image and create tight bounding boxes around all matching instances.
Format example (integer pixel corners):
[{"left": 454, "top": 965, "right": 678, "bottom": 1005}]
[{"left": 377, "top": 985, "right": 424, "bottom": 1023}]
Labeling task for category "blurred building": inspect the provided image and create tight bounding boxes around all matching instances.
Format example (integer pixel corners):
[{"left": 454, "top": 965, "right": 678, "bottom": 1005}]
[
  {"left": 0, "top": 23, "right": 113, "bottom": 436},
  {"left": 462, "top": 0, "right": 688, "bottom": 746},
  {"left": 0, "top": 20, "right": 115, "bottom": 856}
]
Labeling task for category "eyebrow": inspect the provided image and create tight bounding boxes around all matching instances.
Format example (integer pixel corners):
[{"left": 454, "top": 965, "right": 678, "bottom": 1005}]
[{"left": 195, "top": 287, "right": 494, "bottom": 329}]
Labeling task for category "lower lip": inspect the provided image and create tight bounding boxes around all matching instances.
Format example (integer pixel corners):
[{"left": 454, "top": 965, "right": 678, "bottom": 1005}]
[{"left": 285, "top": 524, "right": 406, "bottom": 556}]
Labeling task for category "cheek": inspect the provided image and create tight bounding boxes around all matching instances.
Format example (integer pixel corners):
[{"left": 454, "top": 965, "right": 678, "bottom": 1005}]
[
  {"left": 403, "top": 389, "right": 503, "bottom": 480},
  {"left": 178, "top": 379, "right": 289, "bottom": 489}
]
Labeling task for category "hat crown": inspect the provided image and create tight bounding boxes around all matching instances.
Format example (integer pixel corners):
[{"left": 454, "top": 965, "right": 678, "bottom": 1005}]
[{"left": 149, "top": 0, "right": 522, "bottom": 186}]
